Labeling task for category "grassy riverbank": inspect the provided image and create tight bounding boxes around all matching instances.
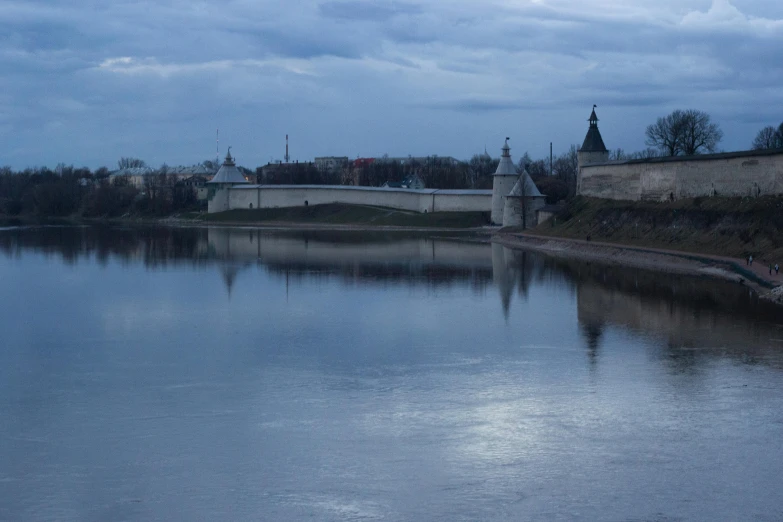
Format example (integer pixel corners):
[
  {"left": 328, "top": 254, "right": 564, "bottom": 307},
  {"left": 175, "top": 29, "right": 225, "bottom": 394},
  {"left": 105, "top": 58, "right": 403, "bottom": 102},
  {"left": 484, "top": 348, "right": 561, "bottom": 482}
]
[
  {"left": 181, "top": 204, "right": 491, "bottom": 228},
  {"left": 527, "top": 196, "right": 783, "bottom": 265}
]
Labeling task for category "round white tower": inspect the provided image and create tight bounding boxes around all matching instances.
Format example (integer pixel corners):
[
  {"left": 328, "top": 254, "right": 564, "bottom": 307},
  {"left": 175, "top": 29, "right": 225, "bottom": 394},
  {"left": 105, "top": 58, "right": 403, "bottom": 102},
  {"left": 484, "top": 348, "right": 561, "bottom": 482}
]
[
  {"left": 491, "top": 138, "right": 518, "bottom": 225},
  {"left": 207, "top": 147, "right": 249, "bottom": 213}
]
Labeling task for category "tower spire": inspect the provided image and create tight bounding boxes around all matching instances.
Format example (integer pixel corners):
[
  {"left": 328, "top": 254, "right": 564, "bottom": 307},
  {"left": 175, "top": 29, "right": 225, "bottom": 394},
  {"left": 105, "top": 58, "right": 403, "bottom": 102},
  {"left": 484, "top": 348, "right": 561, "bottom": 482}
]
[{"left": 580, "top": 105, "right": 607, "bottom": 152}]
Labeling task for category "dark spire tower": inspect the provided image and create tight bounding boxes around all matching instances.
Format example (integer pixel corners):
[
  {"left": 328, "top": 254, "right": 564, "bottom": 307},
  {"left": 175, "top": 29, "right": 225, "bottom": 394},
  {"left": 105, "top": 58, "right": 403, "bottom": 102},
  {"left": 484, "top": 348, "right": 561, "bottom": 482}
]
[
  {"left": 578, "top": 105, "right": 609, "bottom": 163},
  {"left": 577, "top": 105, "right": 610, "bottom": 194},
  {"left": 285, "top": 134, "right": 290, "bottom": 163}
]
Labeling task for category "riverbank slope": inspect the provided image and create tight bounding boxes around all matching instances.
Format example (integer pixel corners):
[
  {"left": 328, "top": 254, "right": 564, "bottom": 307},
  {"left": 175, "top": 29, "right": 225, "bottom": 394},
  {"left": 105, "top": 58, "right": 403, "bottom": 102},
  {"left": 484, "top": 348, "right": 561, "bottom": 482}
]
[
  {"left": 497, "top": 195, "right": 783, "bottom": 305},
  {"left": 526, "top": 195, "right": 783, "bottom": 263}
]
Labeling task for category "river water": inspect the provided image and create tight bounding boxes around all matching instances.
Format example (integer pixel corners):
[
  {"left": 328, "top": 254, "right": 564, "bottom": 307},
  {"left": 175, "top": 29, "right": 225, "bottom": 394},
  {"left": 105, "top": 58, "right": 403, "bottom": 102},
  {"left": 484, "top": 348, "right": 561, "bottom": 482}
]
[{"left": 1, "top": 225, "right": 782, "bottom": 521}]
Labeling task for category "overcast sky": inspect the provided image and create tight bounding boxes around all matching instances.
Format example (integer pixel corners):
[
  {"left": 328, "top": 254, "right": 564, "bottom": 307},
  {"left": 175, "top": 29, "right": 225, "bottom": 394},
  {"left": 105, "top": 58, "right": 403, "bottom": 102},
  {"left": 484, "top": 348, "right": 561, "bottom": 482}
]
[{"left": 2, "top": 0, "right": 782, "bottom": 170}]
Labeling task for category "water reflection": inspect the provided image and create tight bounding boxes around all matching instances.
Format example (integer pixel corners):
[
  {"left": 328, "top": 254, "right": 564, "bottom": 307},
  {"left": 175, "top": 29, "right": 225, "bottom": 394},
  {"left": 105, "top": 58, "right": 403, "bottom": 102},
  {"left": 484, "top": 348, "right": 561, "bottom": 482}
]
[
  {"left": 1, "top": 224, "right": 781, "bottom": 368},
  {"left": 570, "top": 261, "right": 783, "bottom": 371},
  {"left": 3, "top": 225, "right": 783, "bottom": 520}
]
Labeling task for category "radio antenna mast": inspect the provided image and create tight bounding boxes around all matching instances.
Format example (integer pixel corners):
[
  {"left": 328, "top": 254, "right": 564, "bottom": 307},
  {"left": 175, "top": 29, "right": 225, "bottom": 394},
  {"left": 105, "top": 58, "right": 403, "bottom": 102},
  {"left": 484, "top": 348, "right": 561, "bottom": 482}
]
[{"left": 285, "top": 134, "right": 290, "bottom": 163}]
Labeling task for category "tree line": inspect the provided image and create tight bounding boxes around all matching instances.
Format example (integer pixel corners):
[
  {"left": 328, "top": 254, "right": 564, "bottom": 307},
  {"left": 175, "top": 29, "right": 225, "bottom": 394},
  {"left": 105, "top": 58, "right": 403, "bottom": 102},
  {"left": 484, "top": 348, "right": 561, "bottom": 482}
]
[
  {"left": 2, "top": 110, "right": 781, "bottom": 218},
  {"left": 0, "top": 163, "right": 200, "bottom": 218}
]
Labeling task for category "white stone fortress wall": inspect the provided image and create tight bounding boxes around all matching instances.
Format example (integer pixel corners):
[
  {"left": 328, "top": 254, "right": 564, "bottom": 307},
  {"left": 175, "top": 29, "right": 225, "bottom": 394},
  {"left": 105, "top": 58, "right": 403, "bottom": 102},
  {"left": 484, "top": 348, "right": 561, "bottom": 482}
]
[
  {"left": 214, "top": 185, "right": 491, "bottom": 213},
  {"left": 578, "top": 149, "right": 783, "bottom": 201}
]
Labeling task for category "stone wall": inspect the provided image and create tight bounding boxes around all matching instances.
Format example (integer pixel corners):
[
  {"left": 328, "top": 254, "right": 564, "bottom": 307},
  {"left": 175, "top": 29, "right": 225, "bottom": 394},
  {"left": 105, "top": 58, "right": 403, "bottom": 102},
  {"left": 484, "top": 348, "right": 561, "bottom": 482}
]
[
  {"left": 214, "top": 185, "right": 492, "bottom": 214},
  {"left": 502, "top": 196, "right": 545, "bottom": 228},
  {"left": 578, "top": 149, "right": 783, "bottom": 201}
]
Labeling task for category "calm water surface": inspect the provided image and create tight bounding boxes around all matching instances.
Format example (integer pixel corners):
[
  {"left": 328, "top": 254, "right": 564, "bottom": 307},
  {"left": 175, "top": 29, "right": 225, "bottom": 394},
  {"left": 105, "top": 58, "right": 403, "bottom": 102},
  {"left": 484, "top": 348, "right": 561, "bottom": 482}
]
[{"left": 1, "top": 225, "right": 782, "bottom": 521}]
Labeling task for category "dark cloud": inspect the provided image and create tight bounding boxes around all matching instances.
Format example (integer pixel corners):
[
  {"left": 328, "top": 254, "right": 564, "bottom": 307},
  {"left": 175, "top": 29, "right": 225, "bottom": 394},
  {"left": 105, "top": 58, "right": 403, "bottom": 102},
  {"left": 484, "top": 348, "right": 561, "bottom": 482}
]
[
  {"left": 0, "top": 0, "right": 781, "bottom": 168},
  {"left": 419, "top": 98, "right": 545, "bottom": 113},
  {"left": 252, "top": 27, "right": 365, "bottom": 60},
  {"left": 318, "top": 1, "right": 422, "bottom": 21}
]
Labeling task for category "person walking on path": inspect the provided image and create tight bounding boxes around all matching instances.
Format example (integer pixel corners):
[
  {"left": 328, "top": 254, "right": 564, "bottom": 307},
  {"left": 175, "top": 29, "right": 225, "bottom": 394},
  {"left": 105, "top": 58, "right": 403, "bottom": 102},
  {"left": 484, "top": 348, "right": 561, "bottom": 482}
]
[
  {"left": 749, "top": 255, "right": 753, "bottom": 266},
  {"left": 776, "top": 263, "right": 780, "bottom": 275},
  {"left": 770, "top": 264, "right": 773, "bottom": 276}
]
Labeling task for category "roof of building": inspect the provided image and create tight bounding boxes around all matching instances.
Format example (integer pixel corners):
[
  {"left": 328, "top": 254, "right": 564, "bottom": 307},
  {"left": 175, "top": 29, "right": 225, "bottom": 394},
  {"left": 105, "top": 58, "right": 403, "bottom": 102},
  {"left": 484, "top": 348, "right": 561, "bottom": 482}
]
[
  {"left": 402, "top": 174, "right": 423, "bottom": 186},
  {"left": 580, "top": 107, "right": 608, "bottom": 153},
  {"left": 166, "top": 165, "right": 215, "bottom": 175},
  {"left": 507, "top": 171, "right": 543, "bottom": 198},
  {"left": 209, "top": 148, "right": 249, "bottom": 184},
  {"left": 110, "top": 165, "right": 216, "bottom": 177},
  {"left": 493, "top": 138, "right": 517, "bottom": 176}
]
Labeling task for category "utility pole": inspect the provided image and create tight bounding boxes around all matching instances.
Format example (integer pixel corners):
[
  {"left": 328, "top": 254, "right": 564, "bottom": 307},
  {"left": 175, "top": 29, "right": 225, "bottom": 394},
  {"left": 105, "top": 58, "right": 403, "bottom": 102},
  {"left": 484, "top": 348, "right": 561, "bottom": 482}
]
[{"left": 550, "top": 142, "right": 553, "bottom": 177}]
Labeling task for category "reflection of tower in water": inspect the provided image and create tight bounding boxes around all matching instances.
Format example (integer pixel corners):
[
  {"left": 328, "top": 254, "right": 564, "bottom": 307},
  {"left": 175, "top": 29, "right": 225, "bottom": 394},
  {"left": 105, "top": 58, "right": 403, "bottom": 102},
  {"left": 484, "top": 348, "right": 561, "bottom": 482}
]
[
  {"left": 208, "top": 227, "right": 258, "bottom": 297},
  {"left": 219, "top": 264, "right": 242, "bottom": 297},
  {"left": 491, "top": 243, "right": 535, "bottom": 319}
]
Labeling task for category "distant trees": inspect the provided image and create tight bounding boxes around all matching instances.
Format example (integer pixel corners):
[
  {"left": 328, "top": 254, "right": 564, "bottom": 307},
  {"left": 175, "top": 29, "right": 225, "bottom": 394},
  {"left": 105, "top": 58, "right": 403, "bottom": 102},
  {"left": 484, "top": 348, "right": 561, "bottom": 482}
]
[
  {"left": 519, "top": 148, "right": 574, "bottom": 204},
  {"left": 645, "top": 109, "right": 723, "bottom": 156},
  {"left": 0, "top": 163, "right": 202, "bottom": 218},
  {"left": 469, "top": 153, "right": 499, "bottom": 189},
  {"left": 751, "top": 123, "right": 783, "bottom": 150},
  {"left": 117, "top": 157, "right": 146, "bottom": 169}
]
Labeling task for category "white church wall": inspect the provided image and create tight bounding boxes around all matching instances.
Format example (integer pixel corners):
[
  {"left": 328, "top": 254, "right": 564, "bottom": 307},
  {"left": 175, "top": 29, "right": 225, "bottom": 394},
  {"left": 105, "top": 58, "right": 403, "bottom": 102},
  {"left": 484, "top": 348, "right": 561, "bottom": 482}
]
[{"left": 219, "top": 185, "right": 492, "bottom": 214}]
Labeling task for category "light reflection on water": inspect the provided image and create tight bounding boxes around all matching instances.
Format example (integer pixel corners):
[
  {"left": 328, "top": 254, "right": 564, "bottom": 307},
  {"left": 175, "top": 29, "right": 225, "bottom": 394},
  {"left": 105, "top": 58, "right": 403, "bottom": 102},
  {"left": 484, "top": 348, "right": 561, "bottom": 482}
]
[{"left": 0, "top": 225, "right": 782, "bottom": 521}]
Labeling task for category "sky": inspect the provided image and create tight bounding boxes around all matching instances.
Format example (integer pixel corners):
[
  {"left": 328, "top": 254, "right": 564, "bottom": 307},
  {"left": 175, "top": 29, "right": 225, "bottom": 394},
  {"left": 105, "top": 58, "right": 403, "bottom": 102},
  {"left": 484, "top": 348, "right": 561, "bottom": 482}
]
[{"left": 1, "top": 0, "right": 782, "bottom": 170}]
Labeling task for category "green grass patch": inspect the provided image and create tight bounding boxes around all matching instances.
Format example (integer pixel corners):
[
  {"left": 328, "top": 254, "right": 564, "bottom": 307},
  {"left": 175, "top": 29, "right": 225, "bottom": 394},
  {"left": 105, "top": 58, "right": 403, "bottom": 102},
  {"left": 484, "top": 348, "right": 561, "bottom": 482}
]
[{"left": 532, "top": 195, "right": 783, "bottom": 264}]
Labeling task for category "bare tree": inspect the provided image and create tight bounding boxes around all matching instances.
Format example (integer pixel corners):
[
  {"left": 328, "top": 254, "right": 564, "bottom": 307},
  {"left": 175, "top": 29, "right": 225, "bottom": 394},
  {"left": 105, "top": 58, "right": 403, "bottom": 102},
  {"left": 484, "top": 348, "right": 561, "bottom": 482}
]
[
  {"left": 645, "top": 109, "right": 722, "bottom": 156},
  {"left": 609, "top": 148, "right": 627, "bottom": 161},
  {"left": 519, "top": 173, "right": 532, "bottom": 230},
  {"left": 629, "top": 148, "right": 661, "bottom": 160},
  {"left": 552, "top": 145, "right": 579, "bottom": 197},
  {"left": 752, "top": 123, "right": 783, "bottom": 150},
  {"left": 202, "top": 159, "right": 220, "bottom": 170},
  {"left": 117, "top": 157, "right": 147, "bottom": 169}
]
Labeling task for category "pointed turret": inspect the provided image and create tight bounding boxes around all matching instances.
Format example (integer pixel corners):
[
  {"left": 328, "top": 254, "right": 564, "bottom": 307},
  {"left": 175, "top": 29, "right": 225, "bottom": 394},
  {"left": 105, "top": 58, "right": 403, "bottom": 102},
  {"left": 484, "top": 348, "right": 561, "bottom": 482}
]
[
  {"left": 207, "top": 146, "right": 249, "bottom": 213},
  {"left": 577, "top": 106, "right": 610, "bottom": 195},
  {"left": 209, "top": 146, "right": 248, "bottom": 185},
  {"left": 580, "top": 106, "right": 608, "bottom": 154}
]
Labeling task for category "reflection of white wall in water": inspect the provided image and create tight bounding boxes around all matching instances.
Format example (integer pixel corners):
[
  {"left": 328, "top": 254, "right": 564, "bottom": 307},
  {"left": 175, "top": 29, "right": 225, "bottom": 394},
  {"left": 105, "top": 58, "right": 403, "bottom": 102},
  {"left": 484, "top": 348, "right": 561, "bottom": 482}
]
[
  {"left": 206, "top": 228, "right": 494, "bottom": 267},
  {"left": 207, "top": 228, "right": 531, "bottom": 313},
  {"left": 210, "top": 185, "right": 492, "bottom": 213}
]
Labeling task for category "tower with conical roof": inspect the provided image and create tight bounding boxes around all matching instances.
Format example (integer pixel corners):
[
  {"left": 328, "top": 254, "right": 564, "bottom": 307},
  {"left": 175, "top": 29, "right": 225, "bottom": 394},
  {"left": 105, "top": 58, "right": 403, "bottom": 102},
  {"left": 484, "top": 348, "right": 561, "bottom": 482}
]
[
  {"left": 207, "top": 147, "right": 249, "bottom": 213},
  {"left": 578, "top": 106, "right": 609, "bottom": 167},
  {"left": 503, "top": 167, "right": 545, "bottom": 228},
  {"left": 491, "top": 138, "right": 518, "bottom": 225}
]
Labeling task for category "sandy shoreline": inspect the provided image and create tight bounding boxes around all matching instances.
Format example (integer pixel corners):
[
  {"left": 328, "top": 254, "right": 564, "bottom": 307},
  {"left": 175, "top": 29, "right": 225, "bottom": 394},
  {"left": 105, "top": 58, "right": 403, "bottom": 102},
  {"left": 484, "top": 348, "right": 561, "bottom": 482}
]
[{"left": 493, "top": 232, "right": 783, "bottom": 306}]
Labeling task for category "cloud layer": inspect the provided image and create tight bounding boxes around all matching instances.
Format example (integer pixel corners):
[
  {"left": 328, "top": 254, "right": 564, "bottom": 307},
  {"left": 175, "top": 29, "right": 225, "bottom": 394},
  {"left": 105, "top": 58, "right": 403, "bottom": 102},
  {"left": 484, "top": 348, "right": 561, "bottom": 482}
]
[{"left": 1, "top": 0, "right": 781, "bottom": 169}]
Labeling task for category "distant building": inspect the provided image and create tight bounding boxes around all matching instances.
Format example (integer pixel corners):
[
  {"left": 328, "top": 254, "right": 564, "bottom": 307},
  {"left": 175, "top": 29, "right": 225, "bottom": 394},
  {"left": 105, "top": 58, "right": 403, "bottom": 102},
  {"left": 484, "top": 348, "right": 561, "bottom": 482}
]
[
  {"left": 379, "top": 156, "right": 462, "bottom": 166},
  {"left": 180, "top": 175, "right": 210, "bottom": 201},
  {"left": 353, "top": 158, "right": 375, "bottom": 169},
  {"left": 381, "top": 174, "right": 425, "bottom": 189},
  {"left": 109, "top": 164, "right": 216, "bottom": 189},
  {"left": 315, "top": 156, "right": 349, "bottom": 172}
]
